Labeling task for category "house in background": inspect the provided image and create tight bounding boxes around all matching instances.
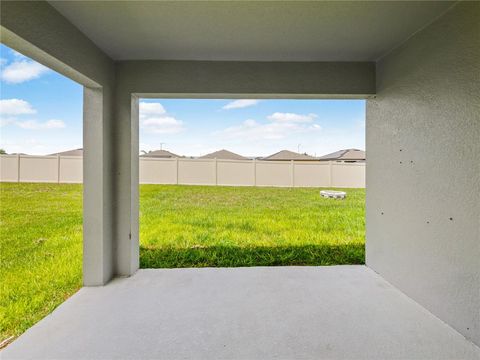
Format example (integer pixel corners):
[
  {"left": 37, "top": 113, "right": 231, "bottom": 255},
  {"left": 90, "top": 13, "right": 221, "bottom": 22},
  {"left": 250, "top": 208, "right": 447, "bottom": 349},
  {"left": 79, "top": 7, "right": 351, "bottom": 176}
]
[
  {"left": 318, "top": 149, "right": 365, "bottom": 163},
  {"left": 48, "top": 148, "right": 83, "bottom": 156},
  {"left": 262, "top": 150, "right": 318, "bottom": 161},
  {"left": 199, "top": 149, "right": 247, "bottom": 161},
  {"left": 140, "top": 149, "right": 181, "bottom": 158}
]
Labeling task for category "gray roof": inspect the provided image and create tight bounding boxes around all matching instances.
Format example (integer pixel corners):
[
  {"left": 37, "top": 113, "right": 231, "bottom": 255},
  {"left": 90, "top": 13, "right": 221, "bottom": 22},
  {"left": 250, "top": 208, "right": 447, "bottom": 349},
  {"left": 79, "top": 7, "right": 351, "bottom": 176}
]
[
  {"left": 141, "top": 149, "right": 181, "bottom": 158},
  {"left": 263, "top": 150, "right": 317, "bottom": 161},
  {"left": 318, "top": 149, "right": 365, "bottom": 161},
  {"left": 48, "top": 148, "right": 83, "bottom": 156},
  {"left": 200, "top": 149, "right": 247, "bottom": 160}
]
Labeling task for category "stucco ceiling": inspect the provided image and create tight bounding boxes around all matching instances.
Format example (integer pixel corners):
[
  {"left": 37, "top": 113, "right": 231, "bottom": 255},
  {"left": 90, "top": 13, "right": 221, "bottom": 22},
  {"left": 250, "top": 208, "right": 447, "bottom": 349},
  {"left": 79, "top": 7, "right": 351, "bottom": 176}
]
[{"left": 48, "top": 1, "right": 454, "bottom": 62}]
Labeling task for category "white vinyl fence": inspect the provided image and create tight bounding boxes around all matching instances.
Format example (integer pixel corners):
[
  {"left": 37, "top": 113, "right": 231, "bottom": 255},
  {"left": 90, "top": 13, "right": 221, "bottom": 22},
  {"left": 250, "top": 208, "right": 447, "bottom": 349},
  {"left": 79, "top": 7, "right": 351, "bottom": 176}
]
[{"left": 0, "top": 155, "right": 365, "bottom": 188}]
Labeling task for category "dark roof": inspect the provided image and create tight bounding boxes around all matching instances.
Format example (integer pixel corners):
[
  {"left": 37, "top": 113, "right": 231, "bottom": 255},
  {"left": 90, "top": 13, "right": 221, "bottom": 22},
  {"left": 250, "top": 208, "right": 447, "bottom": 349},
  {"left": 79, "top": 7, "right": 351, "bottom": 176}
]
[
  {"left": 318, "top": 149, "right": 365, "bottom": 161},
  {"left": 263, "top": 150, "right": 317, "bottom": 161},
  {"left": 141, "top": 149, "right": 181, "bottom": 158},
  {"left": 199, "top": 149, "right": 247, "bottom": 160},
  {"left": 48, "top": 148, "right": 83, "bottom": 156}
]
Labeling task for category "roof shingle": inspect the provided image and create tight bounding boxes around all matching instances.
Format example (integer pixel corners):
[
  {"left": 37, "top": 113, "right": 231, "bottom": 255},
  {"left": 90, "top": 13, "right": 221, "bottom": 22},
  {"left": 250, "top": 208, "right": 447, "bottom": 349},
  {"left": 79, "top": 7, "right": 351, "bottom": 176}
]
[
  {"left": 263, "top": 150, "right": 317, "bottom": 161},
  {"left": 200, "top": 149, "right": 247, "bottom": 160}
]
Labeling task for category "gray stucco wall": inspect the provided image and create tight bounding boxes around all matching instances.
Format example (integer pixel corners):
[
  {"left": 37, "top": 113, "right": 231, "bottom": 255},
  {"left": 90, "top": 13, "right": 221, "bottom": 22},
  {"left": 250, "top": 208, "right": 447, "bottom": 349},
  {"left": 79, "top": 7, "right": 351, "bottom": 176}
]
[
  {"left": 366, "top": 1, "right": 480, "bottom": 346},
  {"left": 117, "top": 60, "right": 375, "bottom": 97}
]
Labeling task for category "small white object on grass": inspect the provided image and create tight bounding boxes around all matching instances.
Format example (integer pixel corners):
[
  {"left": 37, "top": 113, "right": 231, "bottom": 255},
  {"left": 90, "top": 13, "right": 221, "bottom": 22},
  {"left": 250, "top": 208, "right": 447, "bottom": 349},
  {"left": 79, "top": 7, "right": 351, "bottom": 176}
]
[{"left": 320, "top": 190, "right": 347, "bottom": 199}]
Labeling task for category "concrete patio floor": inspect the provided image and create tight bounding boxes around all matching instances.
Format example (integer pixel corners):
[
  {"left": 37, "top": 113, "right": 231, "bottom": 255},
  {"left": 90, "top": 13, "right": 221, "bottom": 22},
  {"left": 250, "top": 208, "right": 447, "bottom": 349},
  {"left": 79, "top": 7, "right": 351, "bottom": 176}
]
[{"left": 3, "top": 266, "right": 479, "bottom": 360}]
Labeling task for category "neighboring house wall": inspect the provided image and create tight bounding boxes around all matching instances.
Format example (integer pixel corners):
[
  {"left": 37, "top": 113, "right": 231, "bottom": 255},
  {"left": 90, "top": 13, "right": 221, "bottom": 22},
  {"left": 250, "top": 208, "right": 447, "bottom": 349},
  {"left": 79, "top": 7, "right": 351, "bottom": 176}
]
[
  {"left": 0, "top": 156, "right": 366, "bottom": 188},
  {"left": 366, "top": 1, "right": 480, "bottom": 346}
]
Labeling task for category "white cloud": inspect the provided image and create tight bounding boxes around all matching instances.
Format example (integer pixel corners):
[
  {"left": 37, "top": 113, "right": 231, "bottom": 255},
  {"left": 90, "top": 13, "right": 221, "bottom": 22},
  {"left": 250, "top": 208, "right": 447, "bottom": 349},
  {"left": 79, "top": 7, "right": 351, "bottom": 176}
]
[
  {"left": 217, "top": 118, "right": 320, "bottom": 141},
  {"left": 215, "top": 110, "right": 322, "bottom": 143},
  {"left": 0, "top": 136, "right": 83, "bottom": 156},
  {"left": 15, "top": 119, "right": 66, "bottom": 130},
  {"left": 0, "top": 59, "right": 49, "bottom": 84},
  {"left": 222, "top": 99, "right": 259, "bottom": 110},
  {"left": 141, "top": 116, "right": 184, "bottom": 134},
  {"left": 139, "top": 102, "right": 166, "bottom": 116},
  {"left": 139, "top": 102, "right": 185, "bottom": 134},
  {"left": 267, "top": 112, "right": 317, "bottom": 123},
  {"left": 0, "top": 99, "right": 66, "bottom": 130},
  {"left": 0, "top": 99, "right": 36, "bottom": 115},
  {"left": 0, "top": 117, "right": 14, "bottom": 127}
]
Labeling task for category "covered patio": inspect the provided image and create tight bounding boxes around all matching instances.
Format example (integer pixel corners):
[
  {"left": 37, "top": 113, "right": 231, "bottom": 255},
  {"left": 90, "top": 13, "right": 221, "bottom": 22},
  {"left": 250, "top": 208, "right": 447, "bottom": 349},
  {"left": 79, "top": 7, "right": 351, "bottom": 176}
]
[
  {"left": 4, "top": 267, "right": 479, "bottom": 359},
  {"left": 1, "top": 1, "right": 479, "bottom": 358}
]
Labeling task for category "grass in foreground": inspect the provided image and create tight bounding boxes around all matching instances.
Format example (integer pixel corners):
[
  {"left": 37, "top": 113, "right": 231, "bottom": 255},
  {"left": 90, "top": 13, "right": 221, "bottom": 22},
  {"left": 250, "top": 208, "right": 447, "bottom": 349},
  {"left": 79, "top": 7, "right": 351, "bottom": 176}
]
[
  {"left": 0, "top": 183, "right": 83, "bottom": 343},
  {"left": 0, "top": 183, "right": 364, "bottom": 342},
  {"left": 140, "top": 185, "right": 365, "bottom": 268}
]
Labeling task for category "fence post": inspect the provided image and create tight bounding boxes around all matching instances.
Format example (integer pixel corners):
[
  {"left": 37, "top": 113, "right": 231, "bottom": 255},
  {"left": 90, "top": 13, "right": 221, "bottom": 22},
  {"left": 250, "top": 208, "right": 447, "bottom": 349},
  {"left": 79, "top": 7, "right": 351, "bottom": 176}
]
[
  {"left": 17, "top": 154, "right": 20, "bottom": 182},
  {"left": 214, "top": 158, "right": 218, "bottom": 186},
  {"left": 57, "top": 154, "right": 61, "bottom": 183},
  {"left": 175, "top": 157, "right": 179, "bottom": 184},
  {"left": 253, "top": 158, "right": 257, "bottom": 187},
  {"left": 329, "top": 161, "right": 333, "bottom": 187},
  {"left": 291, "top": 160, "right": 295, "bottom": 188}
]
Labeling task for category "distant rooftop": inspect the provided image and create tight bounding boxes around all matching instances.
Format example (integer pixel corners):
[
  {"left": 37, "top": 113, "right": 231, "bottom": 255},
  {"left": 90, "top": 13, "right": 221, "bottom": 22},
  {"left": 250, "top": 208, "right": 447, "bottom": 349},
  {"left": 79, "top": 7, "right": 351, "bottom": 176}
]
[
  {"left": 200, "top": 149, "right": 247, "bottom": 161},
  {"left": 141, "top": 149, "right": 181, "bottom": 158},
  {"left": 318, "top": 149, "right": 365, "bottom": 161},
  {"left": 263, "top": 150, "right": 318, "bottom": 161},
  {"left": 48, "top": 148, "right": 83, "bottom": 156}
]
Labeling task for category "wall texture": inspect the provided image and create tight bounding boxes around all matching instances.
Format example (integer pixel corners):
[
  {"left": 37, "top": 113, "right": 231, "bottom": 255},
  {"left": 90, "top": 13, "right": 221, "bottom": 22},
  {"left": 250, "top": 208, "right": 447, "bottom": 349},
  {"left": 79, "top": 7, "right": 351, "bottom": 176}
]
[
  {"left": 366, "top": 1, "right": 480, "bottom": 346},
  {"left": 117, "top": 61, "right": 375, "bottom": 98}
]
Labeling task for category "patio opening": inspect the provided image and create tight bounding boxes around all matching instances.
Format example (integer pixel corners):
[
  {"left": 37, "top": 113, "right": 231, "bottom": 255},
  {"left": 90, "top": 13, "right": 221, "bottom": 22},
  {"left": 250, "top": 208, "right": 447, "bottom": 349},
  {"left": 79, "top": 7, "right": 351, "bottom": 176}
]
[
  {"left": 0, "top": 44, "right": 84, "bottom": 346},
  {"left": 138, "top": 98, "right": 366, "bottom": 269}
]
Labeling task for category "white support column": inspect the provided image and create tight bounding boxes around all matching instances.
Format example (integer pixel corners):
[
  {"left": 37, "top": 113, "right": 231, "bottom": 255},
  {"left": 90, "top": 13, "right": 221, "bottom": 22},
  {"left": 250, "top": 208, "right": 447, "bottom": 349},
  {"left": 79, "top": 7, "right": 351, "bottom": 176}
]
[
  {"left": 253, "top": 159, "right": 257, "bottom": 187},
  {"left": 214, "top": 158, "right": 218, "bottom": 186},
  {"left": 113, "top": 91, "right": 139, "bottom": 277},
  {"left": 83, "top": 87, "right": 114, "bottom": 285}
]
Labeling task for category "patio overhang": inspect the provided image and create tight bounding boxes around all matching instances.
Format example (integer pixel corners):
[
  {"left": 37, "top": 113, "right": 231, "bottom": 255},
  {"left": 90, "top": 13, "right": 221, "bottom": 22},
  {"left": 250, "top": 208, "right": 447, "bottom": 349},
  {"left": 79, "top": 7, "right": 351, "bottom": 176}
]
[{"left": 1, "top": 0, "right": 479, "bottom": 355}]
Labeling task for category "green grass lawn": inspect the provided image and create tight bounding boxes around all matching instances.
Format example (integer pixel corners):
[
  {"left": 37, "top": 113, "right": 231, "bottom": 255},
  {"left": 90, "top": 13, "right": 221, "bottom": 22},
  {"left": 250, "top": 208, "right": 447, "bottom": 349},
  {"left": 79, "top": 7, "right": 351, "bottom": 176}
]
[
  {"left": 140, "top": 185, "right": 365, "bottom": 267},
  {"left": 0, "top": 183, "right": 365, "bottom": 343}
]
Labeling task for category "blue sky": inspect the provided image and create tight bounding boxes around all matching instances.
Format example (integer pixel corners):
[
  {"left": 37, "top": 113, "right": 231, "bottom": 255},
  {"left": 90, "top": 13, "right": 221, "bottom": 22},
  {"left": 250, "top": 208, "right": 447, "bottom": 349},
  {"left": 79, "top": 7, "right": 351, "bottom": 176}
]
[{"left": 1, "top": 44, "right": 365, "bottom": 157}]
